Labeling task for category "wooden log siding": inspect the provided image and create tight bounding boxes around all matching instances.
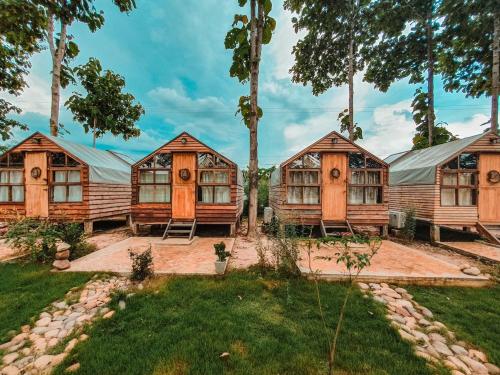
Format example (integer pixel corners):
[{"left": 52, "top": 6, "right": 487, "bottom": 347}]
[
  {"left": 131, "top": 132, "right": 244, "bottom": 226},
  {"left": 0, "top": 132, "right": 132, "bottom": 223},
  {"left": 269, "top": 131, "right": 389, "bottom": 226}
]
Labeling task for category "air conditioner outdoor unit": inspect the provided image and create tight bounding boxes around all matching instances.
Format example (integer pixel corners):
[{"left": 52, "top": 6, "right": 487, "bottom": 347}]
[{"left": 389, "top": 210, "right": 406, "bottom": 229}]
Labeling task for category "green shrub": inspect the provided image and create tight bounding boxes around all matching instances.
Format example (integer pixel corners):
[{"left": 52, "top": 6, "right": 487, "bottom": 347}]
[
  {"left": 214, "top": 241, "right": 230, "bottom": 262},
  {"left": 129, "top": 246, "right": 154, "bottom": 281},
  {"left": 401, "top": 207, "right": 417, "bottom": 241}
]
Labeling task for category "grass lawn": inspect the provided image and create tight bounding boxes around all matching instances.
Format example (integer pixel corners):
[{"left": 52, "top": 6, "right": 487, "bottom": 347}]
[
  {"left": 0, "top": 263, "right": 91, "bottom": 342},
  {"left": 408, "top": 284, "right": 500, "bottom": 366},
  {"left": 54, "top": 272, "right": 436, "bottom": 375}
]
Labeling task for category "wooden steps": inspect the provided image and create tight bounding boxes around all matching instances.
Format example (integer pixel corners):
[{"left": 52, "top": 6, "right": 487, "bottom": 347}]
[
  {"left": 162, "top": 219, "right": 197, "bottom": 241},
  {"left": 320, "top": 220, "right": 354, "bottom": 238},
  {"left": 476, "top": 222, "right": 500, "bottom": 246}
]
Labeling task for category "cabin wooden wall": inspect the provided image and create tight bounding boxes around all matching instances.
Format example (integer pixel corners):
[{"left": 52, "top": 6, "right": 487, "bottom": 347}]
[{"left": 131, "top": 133, "right": 243, "bottom": 225}]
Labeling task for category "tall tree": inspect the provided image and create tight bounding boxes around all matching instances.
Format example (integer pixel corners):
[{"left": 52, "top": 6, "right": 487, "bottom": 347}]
[
  {"left": 439, "top": 0, "right": 499, "bottom": 134},
  {"left": 225, "top": 0, "right": 276, "bottom": 236},
  {"left": 284, "top": 0, "right": 377, "bottom": 141},
  {"left": 41, "top": 0, "right": 137, "bottom": 137},
  {"left": 65, "top": 58, "right": 144, "bottom": 147},
  {"left": 0, "top": 0, "right": 46, "bottom": 142},
  {"left": 365, "top": 0, "right": 446, "bottom": 147}
]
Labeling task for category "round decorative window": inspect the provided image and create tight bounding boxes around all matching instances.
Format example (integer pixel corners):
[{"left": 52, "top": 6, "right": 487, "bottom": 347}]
[
  {"left": 487, "top": 170, "right": 500, "bottom": 184},
  {"left": 179, "top": 168, "right": 191, "bottom": 181},
  {"left": 330, "top": 168, "right": 341, "bottom": 179},
  {"left": 31, "top": 167, "right": 42, "bottom": 179}
]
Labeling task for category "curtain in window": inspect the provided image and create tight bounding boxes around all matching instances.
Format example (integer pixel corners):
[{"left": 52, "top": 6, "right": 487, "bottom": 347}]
[
  {"left": 441, "top": 188, "right": 456, "bottom": 206},
  {"left": 351, "top": 171, "right": 365, "bottom": 184},
  {"left": 365, "top": 187, "right": 380, "bottom": 204},
  {"left": 0, "top": 186, "right": 8, "bottom": 202},
  {"left": 68, "top": 186, "right": 82, "bottom": 202},
  {"left": 348, "top": 187, "right": 364, "bottom": 204},
  {"left": 442, "top": 173, "right": 457, "bottom": 185},
  {"left": 139, "top": 185, "right": 154, "bottom": 202},
  {"left": 200, "top": 186, "right": 213, "bottom": 203},
  {"left": 214, "top": 172, "right": 229, "bottom": 183},
  {"left": 10, "top": 171, "right": 23, "bottom": 184},
  {"left": 458, "top": 188, "right": 473, "bottom": 205},
  {"left": 68, "top": 171, "right": 80, "bottom": 183},
  {"left": 290, "top": 171, "right": 303, "bottom": 184},
  {"left": 303, "top": 187, "right": 319, "bottom": 204},
  {"left": 214, "top": 186, "right": 230, "bottom": 203},
  {"left": 303, "top": 171, "right": 318, "bottom": 184},
  {"left": 155, "top": 171, "right": 170, "bottom": 183},
  {"left": 54, "top": 171, "right": 66, "bottom": 183},
  {"left": 458, "top": 173, "right": 474, "bottom": 185},
  {"left": 139, "top": 171, "right": 154, "bottom": 183},
  {"left": 11, "top": 186, "right": 24, "bottom": 202},
  {"left": 154, "top": 185, "right": 170, "bottom": 202},
  {"left": 367, "top": 171, "right": 380, "bottom": 184},
  {"left": 0, "top": 171, "right": 8, "bottom": 183},
  {"left": 287, "top": 187, "right": 303, "bottom": 204},
  {"left": 53, "top": 186, "right": 66, "bottom": 202},
  {"left": 200, "top": 171, "right": 213, "bottom": 183}
]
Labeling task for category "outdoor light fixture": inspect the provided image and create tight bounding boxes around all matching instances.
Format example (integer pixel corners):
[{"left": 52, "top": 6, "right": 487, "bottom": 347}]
[
  {"left": 32, "top": 137, "right": 42, "bottom": 144},
  {"left": 490, "top": 138, "right": 499, "bottom": 144},
  {"left": 331, "top": 137, "right": 338, "bottom": 144},
  {"left": 181, "top": 137, "right": 187, "bottom": 144}
]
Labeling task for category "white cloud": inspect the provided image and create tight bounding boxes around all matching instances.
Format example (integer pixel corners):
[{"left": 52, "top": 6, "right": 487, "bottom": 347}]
[
  {"left": 445, "top": 113, "right": 489, "bottom": 138},
  {"left": 0, "top": 74, "right": 53, "bottom": 117}
]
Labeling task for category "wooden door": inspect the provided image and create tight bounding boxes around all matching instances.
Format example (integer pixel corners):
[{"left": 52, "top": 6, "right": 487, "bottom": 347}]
[
  {"left": 321, "top": 153, "right": 347, "bottom": 221},
  {"left": 172, "top": 153, "right": 196, "bottom": 220},
  {"left": 25, "top": 152, "right": 49, "bottom": 217},
  {"left": 478, "top": 153, "right": 500, "bottom": 223}
]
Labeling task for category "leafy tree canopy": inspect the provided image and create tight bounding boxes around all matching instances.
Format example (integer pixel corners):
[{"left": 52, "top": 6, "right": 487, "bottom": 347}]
[{"left": 65, "top": 58, "right": 144, "bottom": 144}]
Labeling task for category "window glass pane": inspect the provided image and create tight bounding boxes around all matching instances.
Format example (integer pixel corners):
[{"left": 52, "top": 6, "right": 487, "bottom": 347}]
[
  {"left": 198, "top": 153, "right": 215, "bottom": 168},
  {"left": 0, "top": 171, "right": 9, "bottom": 183},
  {"left": 9, "top": 153, "right": 24, "bottom": 167},
  {"left": 303, "top": 153, "right": 320, "bottom": 168},
  {"left": 367, "top": 171, "right": 381, "bottom": 184},
  {"left": 53, "top": 186, "right": 67, "bottom": 202},
  {"left": 348, "top": 187, "right": 364, "bottom": 204},
  {"left": 351, "top": 171, "right": 365, "bottom": 184},
  {"left": 139, "top": 185, "right": 154, "bottom": 202},
  {"left": 459, "top": 173, "right": 475, "bottom": 186},
  {"left": 68, "top": 171, "right": 80, "bottom": 182},
  {"left": 214, "top": 171, "right": 229, "bottom": 184},
  {"left": 155, "top": 170, "right": 170, "bottom": 183},
  {"left": 155, "top": 153, "right": 172, "bottom": 168},
  {"left": 303, "top": 187, "right": 319, "bottom": 204},
  {"left": 289, "top": 171, "right": 303, "bottom": 184},
  {"left": 9, "top": 171, "right": 23, "bottom": 184},
  {"left": 443, "top": 158, "right": 458, "bottom": 170},
  {"left": 442, "top": 173, "right": 457, "bottom": 185},
  {"left": 365, "top": 187, "right": 382, "bottom": 204},
  {"left": 0, "top": 156, "right": 7, "bottom": 167},
  {"left": 67, "top": 156, "right": 79, "bottom": 167},
  {"left": 458, "top": 188, "right": 474, "bottom": 206},
  {"left": 68, "top": 185, "right": 82, "bottom": 202},
  {"left": 0, "top": 186, "right": 8, "bottom": 202},
  {"left": 200, "top": 171, "right": 214, "bottom": 183},
  {"left": 441, "top": 188, "right": 456, "bottom": 206},
  {"left": 54, "top": 171, "right": 66, "bottom": 183},
  {"left": 303, "top": 171, "right": 319, "bottom": 184},
  {"left": 51, "top": 153, "right": 66, "bottom": 166},
  {"left": 459, "top": 154, "right": 477, "bottom": 169},
  {"left": 214, "top": 186, "right": 230, "bottom": 203},
  {"left": 349, "top": 153, "right": 365, "bottom": 168},
  {"left": 287, "top": 186, "right": 303, "bottom": 204},
  {"left": 140, "top": 171, "right": 154, "bottom": 183},
  {"left": 139, "top": 157, "right": 155, "bottom": 169},
  {"left": 366, "top": 158, "right": 382, "bottom": 169},
  {"left": 154, "top": 185, "right": 170, "bottom": 202},
  {"left": 11, "top": 186, "right": 24, "bottom": 202},
  {"left": 214, "top": 156, "right": 229, "bottom": 168},
  {"left": 198, "top": 186, "right": 213, "bottom": 203}
]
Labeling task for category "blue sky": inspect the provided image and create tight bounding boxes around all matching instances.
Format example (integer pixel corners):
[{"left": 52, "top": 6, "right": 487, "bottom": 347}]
[{"left": 1, "top": 0, "right": 491, "bottom": 166}]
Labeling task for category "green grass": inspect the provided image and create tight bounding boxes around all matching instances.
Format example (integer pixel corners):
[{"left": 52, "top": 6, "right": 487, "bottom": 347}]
[
  {"left": 0, "top": 263, "right": 91, "bottom": 342},
  {"left": 407, "top": 284, "right": 500, "bottom": 366},
  {"left": 54, "top": 272, "right": 435, "bottom": 375}
]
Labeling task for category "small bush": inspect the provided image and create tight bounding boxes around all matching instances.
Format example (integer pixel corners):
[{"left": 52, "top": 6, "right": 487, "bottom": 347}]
[
  {"left": 401, "top": 207, "right": 417, "bottom": 242},
  {"left": 129, "top": 246, "right": 154, "bottom": 281},
  {"left": 214, "top": 241, "right": 230, "bottom": 262}
]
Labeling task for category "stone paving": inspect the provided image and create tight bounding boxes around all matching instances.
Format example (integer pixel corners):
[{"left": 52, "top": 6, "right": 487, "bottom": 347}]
[
  {"left": 359, "top": 282, "right": 500, "bottom": 375},
  {"left": 440, "top": 241, "right": 500, "bottom": 263},
  {"left": 0, "top": 276, "right": 129, "bottom": 375}
]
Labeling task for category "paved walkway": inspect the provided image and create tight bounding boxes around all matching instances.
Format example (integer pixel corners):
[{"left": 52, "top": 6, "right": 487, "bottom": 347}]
[
  {"left": 69, "top": 237, "right": 235, "bottom": 275},
  {"left": 439, "top": 241, "right": 500, "bottom": 263}
]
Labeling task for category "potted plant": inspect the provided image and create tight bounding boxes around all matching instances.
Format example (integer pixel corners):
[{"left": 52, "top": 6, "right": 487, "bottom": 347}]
[{"left": 214, "top": 241, "right": 230, "bottom": 275}]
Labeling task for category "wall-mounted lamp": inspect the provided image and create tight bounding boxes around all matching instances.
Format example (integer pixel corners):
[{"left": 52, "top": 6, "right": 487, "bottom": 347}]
[
  {"left": 181, "top": 137, "right": 187, "bottom": 144},
  {"left": 331, "top": 137, "right": 338, "bottom": 144},
  {"left": 32, "top": 137, "right": 42, "bottom": 144},
  {"left": 490, "top": 138, "right": 499, "bottom": 144}
]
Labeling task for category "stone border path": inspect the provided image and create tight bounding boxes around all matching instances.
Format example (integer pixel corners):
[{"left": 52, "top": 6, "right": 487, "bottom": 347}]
[
  {"left": 359, "top": 282, "right": 499, "bottom": 375},
  {"left": 0, "top": 276, "right": 129, "bottom": 375}
]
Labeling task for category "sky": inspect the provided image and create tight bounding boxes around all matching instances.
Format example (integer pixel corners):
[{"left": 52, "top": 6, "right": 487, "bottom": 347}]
[{"left": 1, "top": 0, "right": 492, "bottom": 167}]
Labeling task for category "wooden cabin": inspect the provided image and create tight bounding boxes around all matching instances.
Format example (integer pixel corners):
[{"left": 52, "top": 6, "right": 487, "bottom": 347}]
[
  {"left": 386, "top": 131, "right": 500, "bottom": 244},
  {"left": 269, "top": 131, "right": 389, "bottom": 236},
  {"left": 0, "top": 132, "right": 132, "bottom": 233},
  {"left": 130, "top": 132, "right": 244, "bottom": 238}
]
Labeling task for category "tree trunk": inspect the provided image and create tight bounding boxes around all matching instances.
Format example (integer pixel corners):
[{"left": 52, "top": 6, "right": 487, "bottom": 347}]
[
  {"left": 348, "top": 33, "right": 354, "bottom": 141},
  {"left": 247, "top": 0, "right": 263, "bottom": 237},
  {"left": 492, "top": 15, "right": 499, "bottom": 134},
  {"left": 47, "top": 15, "right": 67, "bottom": 137},
  {"left": 426, "top": 13, "right": 435, "bottom": 146},
  {"left": 93, "top": 117, "right": 97, "bottom": 148}
]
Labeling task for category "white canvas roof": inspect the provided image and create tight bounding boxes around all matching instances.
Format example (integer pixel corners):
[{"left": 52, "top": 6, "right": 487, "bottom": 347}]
[{"left": 388, "top": 133, "right": 485, "bottom": 186}]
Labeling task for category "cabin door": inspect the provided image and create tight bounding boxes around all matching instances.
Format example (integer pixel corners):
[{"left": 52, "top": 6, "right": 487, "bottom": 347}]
[
  {"left": 172, "top": 153, "right": 196, "bottom": 220},
  {"left": 478, "top": 153, "right": 500, "bottom": 223},
  {"left": 321, "top": 153, "right": 347, "bottom": 221},
  {"left": 25, "top": 152, "right": 49, "bottom": 218}
]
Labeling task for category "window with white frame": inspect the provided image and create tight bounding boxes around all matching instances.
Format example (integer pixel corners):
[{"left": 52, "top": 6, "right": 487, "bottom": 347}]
[{"left": 0, "top": 152, "right": 24, "bottom": 203}]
